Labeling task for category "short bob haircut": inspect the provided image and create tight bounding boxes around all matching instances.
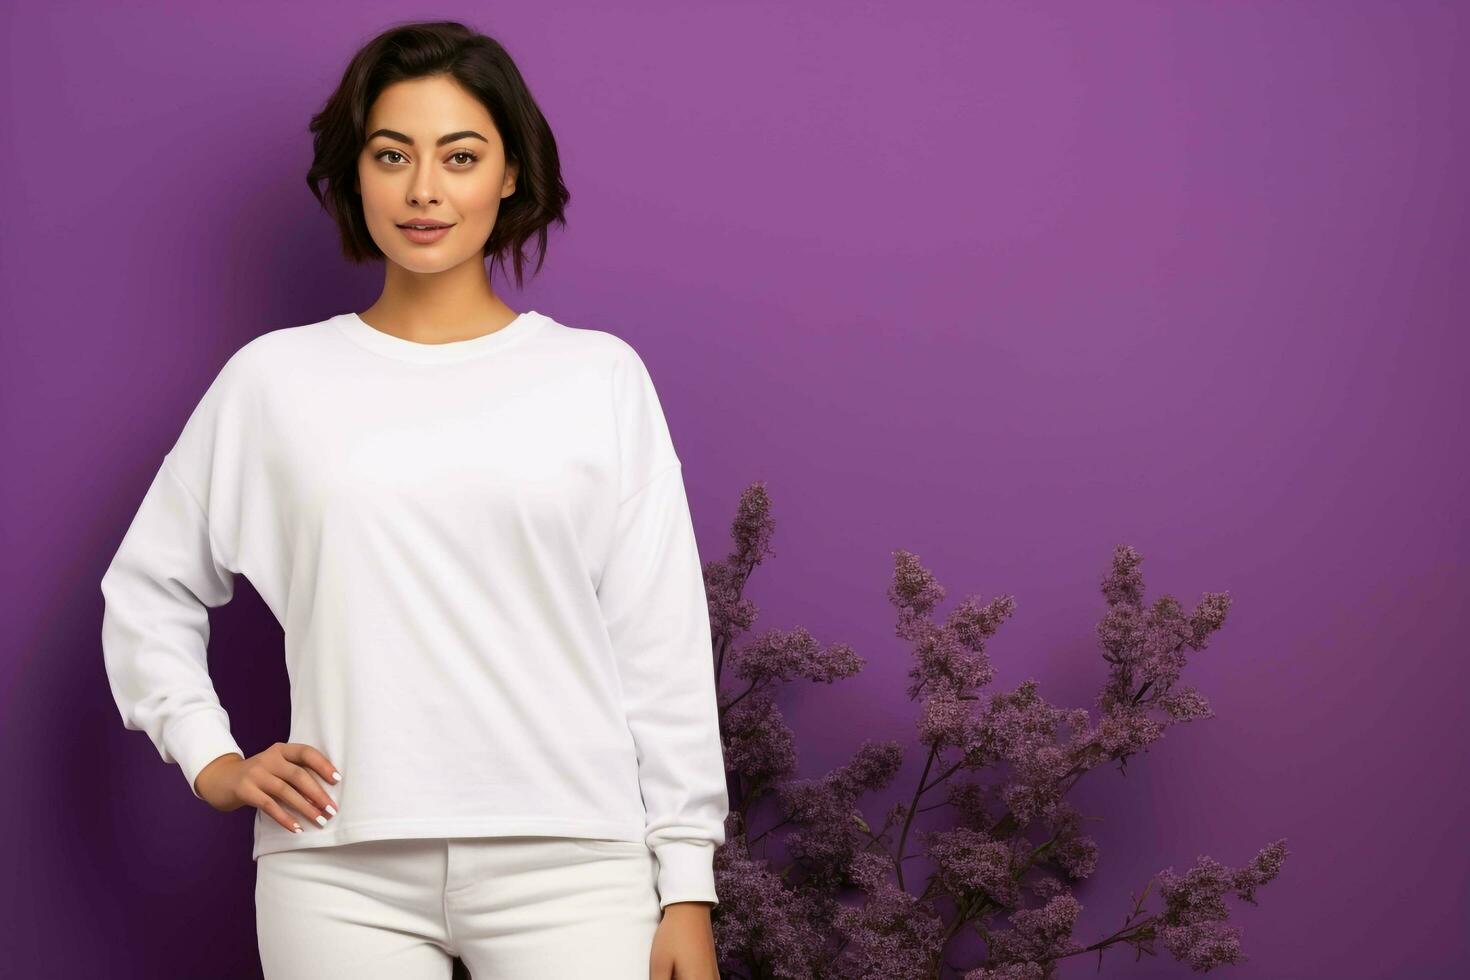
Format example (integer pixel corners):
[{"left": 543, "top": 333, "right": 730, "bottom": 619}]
[{"left": 306, "top": 21, "right": 570, "bottom": 289}]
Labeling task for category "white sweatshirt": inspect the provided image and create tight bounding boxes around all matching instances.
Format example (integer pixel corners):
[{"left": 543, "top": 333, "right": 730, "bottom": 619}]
[{"left": 100, "top": 310, "right": 729, "bottom": 908}]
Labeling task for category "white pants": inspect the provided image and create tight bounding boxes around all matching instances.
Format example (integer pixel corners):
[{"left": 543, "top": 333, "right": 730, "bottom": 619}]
[{"left": 255, "top": 835, "right": 663, "bottom": 979}]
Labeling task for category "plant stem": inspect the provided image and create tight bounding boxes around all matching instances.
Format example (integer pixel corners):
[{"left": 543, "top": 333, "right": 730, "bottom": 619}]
[
  {"left": 747, "top": 814, "right": 792, "bottom": 848},
  {"left": 1053, "top": 915, "right": 1156, "bottom": 959},
  {"left": 895, "top": 744, "right": 938, "bottom": 890}
]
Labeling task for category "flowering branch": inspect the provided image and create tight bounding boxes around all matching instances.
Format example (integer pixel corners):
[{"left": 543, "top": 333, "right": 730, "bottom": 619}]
[{"left": 703, "top": 483, "right": 1288, "bottom": 979}]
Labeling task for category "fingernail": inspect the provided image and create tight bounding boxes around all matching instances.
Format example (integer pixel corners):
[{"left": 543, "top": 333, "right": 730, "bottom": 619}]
[
  {"left": 292, "top": 823, "right": 303, "bottom": 833},
  {"left": 325, "top": 805, "right": 337, "bottom": 817},
  {"left": 315, "top": 815, "right": 327, "bottom": 827},
  {"left": 331, "top": 771, "right": 343, "bottom": 783}
]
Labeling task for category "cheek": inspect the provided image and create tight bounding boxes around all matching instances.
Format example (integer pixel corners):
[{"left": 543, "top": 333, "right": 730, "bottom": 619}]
[
  {"left": 359, "top": 175, "right": 397, "bottom": 224},
  {"left": 457, "top": 179, "right": 505, "bottom": 217}
]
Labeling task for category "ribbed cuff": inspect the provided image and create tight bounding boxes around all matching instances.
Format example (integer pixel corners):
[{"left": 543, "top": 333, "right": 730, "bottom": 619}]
[
  {"left": 165, "top": 710, "right": 244, "bottom": 801},
  {"left": 650, "top": 840, "right": 720, "bottom": 909}
]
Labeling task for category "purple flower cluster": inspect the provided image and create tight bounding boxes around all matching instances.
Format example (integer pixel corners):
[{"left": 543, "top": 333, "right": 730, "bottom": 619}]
[
  {"left": 703, "top": 484, "right": 1288, "bottom": 978},
  {"left": 1153, "top": 847, "right": 1289, "bottom": 971}
]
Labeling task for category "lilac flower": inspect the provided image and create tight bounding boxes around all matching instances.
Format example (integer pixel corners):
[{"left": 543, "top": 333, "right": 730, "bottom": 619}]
[
  {"left": 946, "top": 778, "right": 1006, "bottom": 828},
  {"left": 831, "top": 850, "right": 949, "bottom": 979},
  {"left": 719, "top": 627, "right": 864, "bottom": 798},
  {"left": 779, "top": 742, "right": 905, "bottom": 888},
  {"left": 1039, "top": 802, "right": 1099, "bottom": 881},
  {"left": 705, "top": 483, "right": 777, "bottom": 651},
  {"left": 924, "top": 827, "right": 1027, "bottom": 911},
  {"left": 721, "top": 690, "right": 799, "bottom": 789},
  {"left": 978, "top": 891, "right": 1086, "bottom": 969},
  {"left": 730, "top": 626, "right": 864, "bottom": 687},
  {"left": 1153, "top": 843, "right": 1290, "bottom": 971},
  {"left": 963, "top": 963, "right": 1047, "bottom": 980},
  {"left": 712, "top": 817, "right": 835, "bottom": 979},
  {"left": 702, "top": 503, "right": 1287, "bottom": 979}
]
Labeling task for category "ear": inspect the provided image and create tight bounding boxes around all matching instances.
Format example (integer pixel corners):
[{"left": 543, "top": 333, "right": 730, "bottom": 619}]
[{"left": 503, "top": 161, "right": 518, "bottom": 198}]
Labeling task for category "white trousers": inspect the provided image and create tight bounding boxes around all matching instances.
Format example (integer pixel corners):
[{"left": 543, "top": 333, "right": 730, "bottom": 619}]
[{"left": 255, "top": 835, "right": 663, "bottom": 979}]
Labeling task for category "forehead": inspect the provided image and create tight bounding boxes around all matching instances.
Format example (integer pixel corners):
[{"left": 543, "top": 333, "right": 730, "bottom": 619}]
[{"left": 365, "top": 76, "right": 495, "bottom": 133}]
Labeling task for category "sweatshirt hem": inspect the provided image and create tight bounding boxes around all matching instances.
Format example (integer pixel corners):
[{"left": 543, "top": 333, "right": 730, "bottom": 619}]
[{"left": 252, "top": 815, "right": 651, "bottom": 860}]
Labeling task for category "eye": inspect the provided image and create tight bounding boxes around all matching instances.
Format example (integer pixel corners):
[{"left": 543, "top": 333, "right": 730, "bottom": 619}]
[{"left": 372, "top": 148, "right": 478, "bottom": 167}]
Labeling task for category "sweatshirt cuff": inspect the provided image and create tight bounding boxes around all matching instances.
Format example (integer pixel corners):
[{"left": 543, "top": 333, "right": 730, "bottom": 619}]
[
  {"left": 165, "top": 710, "right": 244, "bottom": 801},
  {"left": 650, "top": 840, "right": 720, "bottom": 909}
]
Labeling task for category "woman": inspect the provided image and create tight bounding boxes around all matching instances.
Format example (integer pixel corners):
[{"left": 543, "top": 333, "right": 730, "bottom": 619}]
[{"left": 99, "top": 20, "right": 727, "bottom": 980}]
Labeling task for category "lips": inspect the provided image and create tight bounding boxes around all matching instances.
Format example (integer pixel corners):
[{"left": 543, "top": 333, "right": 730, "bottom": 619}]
[
  {"left": 398, "top": 223, "right": 455, "bottom": 244},
  {"left": 397, "top": 221, "right": 453, "bottom": 229}
]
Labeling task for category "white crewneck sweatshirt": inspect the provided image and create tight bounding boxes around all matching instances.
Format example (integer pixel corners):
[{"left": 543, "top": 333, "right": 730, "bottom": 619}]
[{"left": 100, "top": 310, "right": 729, "bottom": 908}]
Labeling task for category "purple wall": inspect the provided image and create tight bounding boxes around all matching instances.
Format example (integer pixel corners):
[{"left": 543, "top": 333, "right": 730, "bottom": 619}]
[{"left": 4, "top": 2, "right": 1464, "bottom": 976}]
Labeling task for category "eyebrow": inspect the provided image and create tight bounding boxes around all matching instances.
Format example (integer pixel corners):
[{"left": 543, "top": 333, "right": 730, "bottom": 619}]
[{"left": 366, "top": 129, "right": 489, "bottom": 146}]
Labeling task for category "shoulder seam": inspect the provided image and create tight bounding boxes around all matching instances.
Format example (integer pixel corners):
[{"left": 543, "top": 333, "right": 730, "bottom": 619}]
[
  {"left": 618, "top": 461, "right": 682, "bottom": 507},
  {"left": 160, "top": 453, "right": 238, "bottom": 573},
  {"left": 161, "top": 453, "right": 209, "bottom": 521}
]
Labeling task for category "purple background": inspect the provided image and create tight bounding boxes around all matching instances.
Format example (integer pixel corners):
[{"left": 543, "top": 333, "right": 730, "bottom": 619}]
[{"left": 4, "top": 2, "right": 1465, "bottom": 976}]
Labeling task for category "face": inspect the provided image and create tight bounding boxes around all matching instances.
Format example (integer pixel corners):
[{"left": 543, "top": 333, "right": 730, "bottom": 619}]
[{"left": 356, "top": 74, "right": 518, "bottom": 274}]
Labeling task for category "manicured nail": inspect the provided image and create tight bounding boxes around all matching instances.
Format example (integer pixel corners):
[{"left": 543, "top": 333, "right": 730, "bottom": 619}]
[
  {"left": 315, "top": 815, "right": 327, "bottom": 827},
  {"left": 331, "top": 771, "right": 342, "bottom": 783},
  {"left": 325, "top": 805, "right": 337, "bottom": 817},
  {"left": 292, "top": 823, "right": 303, "bottom": 833}
]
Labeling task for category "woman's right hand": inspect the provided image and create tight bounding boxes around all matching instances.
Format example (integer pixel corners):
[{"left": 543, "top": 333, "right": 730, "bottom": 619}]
[{"left": 193, "top": 742, "right": 342, "bottom": 834}]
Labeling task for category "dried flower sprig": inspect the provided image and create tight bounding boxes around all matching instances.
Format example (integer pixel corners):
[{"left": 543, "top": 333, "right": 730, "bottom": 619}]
[{"left": 704, "top": 483, "right": 1287, "bottom": 979}]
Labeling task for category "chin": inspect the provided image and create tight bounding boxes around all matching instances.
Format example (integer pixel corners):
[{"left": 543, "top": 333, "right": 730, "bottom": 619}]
[{"left": 394, "top": 257, "right": 462, "bottom": 274}]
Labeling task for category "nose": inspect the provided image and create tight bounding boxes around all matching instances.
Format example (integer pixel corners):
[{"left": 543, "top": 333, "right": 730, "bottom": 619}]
[{"left": 409, "top": 172, "right": 440, "bottom": 207}]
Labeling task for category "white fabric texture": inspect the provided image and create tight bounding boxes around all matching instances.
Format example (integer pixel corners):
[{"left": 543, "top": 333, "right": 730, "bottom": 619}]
[
  {"left": 100, "top": 310, "right": 729, "bottom": 908},
  {"left": 256, "top": 835, "right": 663, "bottom": 978}
]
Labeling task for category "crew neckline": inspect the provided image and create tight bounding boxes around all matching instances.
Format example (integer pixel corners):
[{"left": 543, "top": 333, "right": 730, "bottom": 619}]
[{"left": 333, "top": 310, "right": 545, "bottom": 363}]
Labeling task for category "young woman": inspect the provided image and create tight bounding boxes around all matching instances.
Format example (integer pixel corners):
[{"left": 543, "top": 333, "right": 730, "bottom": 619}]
[{"left": 100, "top": 21, "right": 727, "bottom": 980}]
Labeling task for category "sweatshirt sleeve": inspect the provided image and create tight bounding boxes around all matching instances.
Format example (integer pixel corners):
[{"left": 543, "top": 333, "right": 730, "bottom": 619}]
[
  {"left": 100, "top": 358, "right": 246, "bottom": 801},
  {"left": 597, "top": 342, "right": 729, "bottom": 909}
]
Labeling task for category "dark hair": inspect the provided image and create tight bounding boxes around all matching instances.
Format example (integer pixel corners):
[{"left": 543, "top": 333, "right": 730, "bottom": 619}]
[{"left": 306, "top": 21, "right": 570, "bottom": 289}]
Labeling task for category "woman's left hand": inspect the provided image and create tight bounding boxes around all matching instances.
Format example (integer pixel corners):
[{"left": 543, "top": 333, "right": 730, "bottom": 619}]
[{"left": 649, "top": 902, "right": 720, "bottom": 979}]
